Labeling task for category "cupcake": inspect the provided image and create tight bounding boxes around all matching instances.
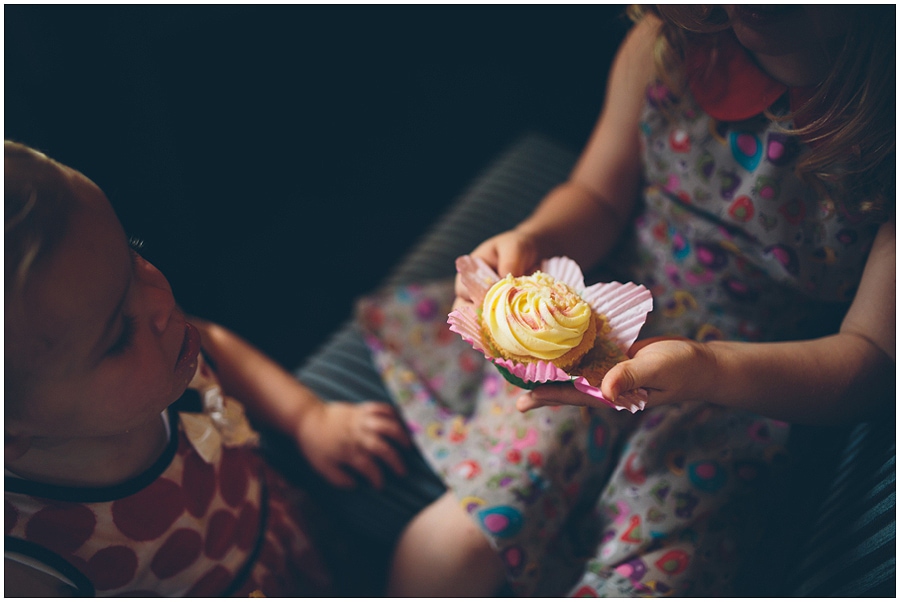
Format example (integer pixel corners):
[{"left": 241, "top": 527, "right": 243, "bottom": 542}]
[
  {"left": 480, "top": 271, "right": 599, "bottom": 371},
  {"left": 449, "top": 255, "right": 653, "bottom": 412}
]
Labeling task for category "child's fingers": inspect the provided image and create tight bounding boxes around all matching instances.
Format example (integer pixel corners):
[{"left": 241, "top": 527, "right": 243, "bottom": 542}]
[
  {"left": 521, "top": 339, "right": 702, "bottom": 411},
  {"left": 516, "top": 393, "right": 563, "bottom": 412},
  {"left": 320, "top": 464, "right": 357, "bottom": 489},
  {"left": 492, "top": 233, "right": 538, "bottom": 278},
  {"left": 373, "top": 418, "right": 412, "bottom": 449},
  {"left": 347, "top": 453, "right": 385, "bottom": 490},
  {"left": 516, "top": 393, "right": 540, "bottom": 412},
  {"left": 516, "top": 384, "right": 595, "bottom": 412},
  {"left": 601, "top": 360, "right": 640, "bottom": 402},
  {"left": 626, "top": 335, "right": 692, "bottom": 357},
  {"left": 361, "top": 403, "right": 412, "bottom": 447},
  {"left": 364, "top": 435, "right": 407, "bottom": 478},
  {"left": 362, "top": 400, "right": 403, "bottom": 417},
  {"left": 605, "top": 338, "right": 706, "bottom": 404},
  {"left": 604, "top": 354, "right": 675, "bottom": 404},
  {"left": 454, "top": 274, "right": 475, "bottom": 307}
]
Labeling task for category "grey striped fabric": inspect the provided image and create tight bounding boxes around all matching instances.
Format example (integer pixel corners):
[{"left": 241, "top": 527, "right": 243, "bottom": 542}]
[
  {"left": 384, "top": 133, "right": 578, "bottom": 287},
  {"left": 787, "top": 419, "right": 896, "bottom": 597}
]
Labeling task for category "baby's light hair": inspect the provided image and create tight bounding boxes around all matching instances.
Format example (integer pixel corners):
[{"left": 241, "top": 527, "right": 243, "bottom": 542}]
[
  {"left": 629, "top": 5, "right": 895, "bottom": 217},
  {"left": 5, "top": 141, "right": 74, "bottom": 414},
  {"left": 5, "top": 141, "right": 73, "bottom": 293}
]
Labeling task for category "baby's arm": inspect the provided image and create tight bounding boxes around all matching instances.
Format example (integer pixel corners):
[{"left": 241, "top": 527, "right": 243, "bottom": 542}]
[
  {"left": 192, "top": 319, "right": 410, "bottom": 488},
  {"left": 525, "top": 221, "right": 895, "bottom": 425},
  {"left": 458, "top": 15, "right": 659, "bottom": 296}
]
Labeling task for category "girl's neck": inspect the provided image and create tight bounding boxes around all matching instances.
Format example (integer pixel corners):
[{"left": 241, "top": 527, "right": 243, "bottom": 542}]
[{"left": 5, "top": 413, "right": 169, "bottom": 488}]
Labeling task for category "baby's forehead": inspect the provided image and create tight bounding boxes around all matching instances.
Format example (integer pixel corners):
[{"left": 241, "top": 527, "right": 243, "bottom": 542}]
[
  {"left": 7, "top": 271, "right": 91, "bottom": 380},
  {"left": 7, "top": 200, "right": 126, "bottom": 378},
  {"left": 5, "top": 146, "right": 123, "bottom": 383}
]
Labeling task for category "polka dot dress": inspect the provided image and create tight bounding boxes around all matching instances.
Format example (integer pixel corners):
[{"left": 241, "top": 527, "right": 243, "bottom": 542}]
[{"left": 5, "top": 356, "right": 331, "bottom": 597}]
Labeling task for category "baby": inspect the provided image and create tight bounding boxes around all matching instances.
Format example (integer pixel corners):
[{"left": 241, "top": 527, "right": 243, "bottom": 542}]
[{"left": 4, "top": 140, "right": 412, "bottom": 596}]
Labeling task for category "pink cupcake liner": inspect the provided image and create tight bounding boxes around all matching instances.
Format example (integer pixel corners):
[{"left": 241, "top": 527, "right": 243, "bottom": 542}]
[{"left": 448, "top": 255, "right": 653, "bottom": 413}]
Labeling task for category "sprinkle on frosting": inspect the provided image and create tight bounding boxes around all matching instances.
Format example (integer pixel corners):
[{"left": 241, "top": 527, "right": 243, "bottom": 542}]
[{"left": 481, "top": 272, "right": 594, "bottom": 361}]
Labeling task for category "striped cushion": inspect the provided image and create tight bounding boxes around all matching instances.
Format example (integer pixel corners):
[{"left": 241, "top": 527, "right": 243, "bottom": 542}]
[
  {"left": 384, "top": 133, "right": 578, "bottom": 287},
  {"left": 786, "top": 419, "right": 896, "bottom": 597}
]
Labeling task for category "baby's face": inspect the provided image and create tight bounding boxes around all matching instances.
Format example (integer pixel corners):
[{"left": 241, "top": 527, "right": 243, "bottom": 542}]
[{"left": 8, "top": 164, "right": 201, "bottom": 441}]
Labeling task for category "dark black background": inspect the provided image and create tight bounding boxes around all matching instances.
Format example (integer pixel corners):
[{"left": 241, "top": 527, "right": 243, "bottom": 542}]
[{"left": 6, "top": 5, "right": 628, "bottom": 369}]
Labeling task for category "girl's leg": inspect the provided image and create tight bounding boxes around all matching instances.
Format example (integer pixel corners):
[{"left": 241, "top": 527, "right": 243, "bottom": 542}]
[
  {"left": 387, "top": 491, "right": 507, "bottom": 597},
  {"left": 565, "top": 403, "right": 791, "bottom": 597}
]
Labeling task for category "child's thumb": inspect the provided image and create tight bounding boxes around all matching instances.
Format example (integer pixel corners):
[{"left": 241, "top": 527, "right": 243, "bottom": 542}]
[{"left": 602, "top": 359, "right": 640, "bottom": 404}]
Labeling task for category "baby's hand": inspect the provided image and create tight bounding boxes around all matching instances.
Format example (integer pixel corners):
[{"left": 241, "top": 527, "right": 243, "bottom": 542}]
[{"left": 296, "top": 401, "right": 411, "bottom": 489}]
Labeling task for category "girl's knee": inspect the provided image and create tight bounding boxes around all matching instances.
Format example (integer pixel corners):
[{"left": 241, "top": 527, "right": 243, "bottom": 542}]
[
  {"left": 422, "top": 492, "right": 492, "bottom": 551},
  {"left": 389, "top": 493, "right": 505, "bottom": 596}
]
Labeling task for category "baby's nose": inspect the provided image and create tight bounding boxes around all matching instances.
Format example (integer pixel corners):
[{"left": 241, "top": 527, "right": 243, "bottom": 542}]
[{"left": 138, "top": 259, "right": 176, "bottom": 334}]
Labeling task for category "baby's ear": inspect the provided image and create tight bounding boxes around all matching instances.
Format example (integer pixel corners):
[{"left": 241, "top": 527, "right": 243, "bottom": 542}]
[{"left": 5, "top": 429, "right": 32, "bottom": 461}]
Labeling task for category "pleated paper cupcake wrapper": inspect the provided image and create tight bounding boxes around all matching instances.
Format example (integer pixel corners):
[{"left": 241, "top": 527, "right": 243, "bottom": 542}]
[{"left": 449, "top": 255, "right": 653, "bottom": 413}]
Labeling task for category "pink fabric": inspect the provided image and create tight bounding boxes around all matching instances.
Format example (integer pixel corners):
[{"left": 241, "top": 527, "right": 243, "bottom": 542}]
[{"left": 686, "top": 32, "right": 817, "bottom": 129}]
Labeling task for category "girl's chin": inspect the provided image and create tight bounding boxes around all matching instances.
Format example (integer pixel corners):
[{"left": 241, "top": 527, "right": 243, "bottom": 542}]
[
  {"left": 730, "top": 21, "right": 804, "bottom": 58},
  {"left": 730, "top": 5, "right": 804, "bottom": 29}
]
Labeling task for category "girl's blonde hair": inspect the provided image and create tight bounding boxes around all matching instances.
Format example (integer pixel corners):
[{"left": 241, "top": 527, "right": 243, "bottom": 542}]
[{"left": 629, "top": 5, "right": 895, "bottom": 216}]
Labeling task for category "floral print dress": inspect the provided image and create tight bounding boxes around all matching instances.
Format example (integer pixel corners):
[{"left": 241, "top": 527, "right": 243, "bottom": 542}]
[{"left": 357, "top": 32, "right": 883, "bottom": 597}]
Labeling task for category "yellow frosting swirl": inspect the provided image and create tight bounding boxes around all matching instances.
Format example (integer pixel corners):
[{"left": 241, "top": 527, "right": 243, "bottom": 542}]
[{"left": 482, "top": 272, "right": 593, "bottom": 360}]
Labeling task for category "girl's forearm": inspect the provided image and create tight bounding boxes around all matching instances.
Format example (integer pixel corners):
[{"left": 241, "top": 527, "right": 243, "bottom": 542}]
[
  {"left": 705, "top": 334, "right": 893, "bottom": 424},
  {"left": 516, "top": 16, "right": 650, "bottom": 271},
  {"left": 517, "top": 180, "right": 631, "bottom": 271},
  {"left": 611, "top": 221, "right": 894, "bottom": 425},
  {"left": 191, "top": 319, "right": 322, "bottom": 430}
]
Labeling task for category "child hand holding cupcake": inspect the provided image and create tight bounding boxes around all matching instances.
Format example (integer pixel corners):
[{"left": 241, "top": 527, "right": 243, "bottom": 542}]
[{"left": 450, "top": 254, "right": 653, "bottom": 413}]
